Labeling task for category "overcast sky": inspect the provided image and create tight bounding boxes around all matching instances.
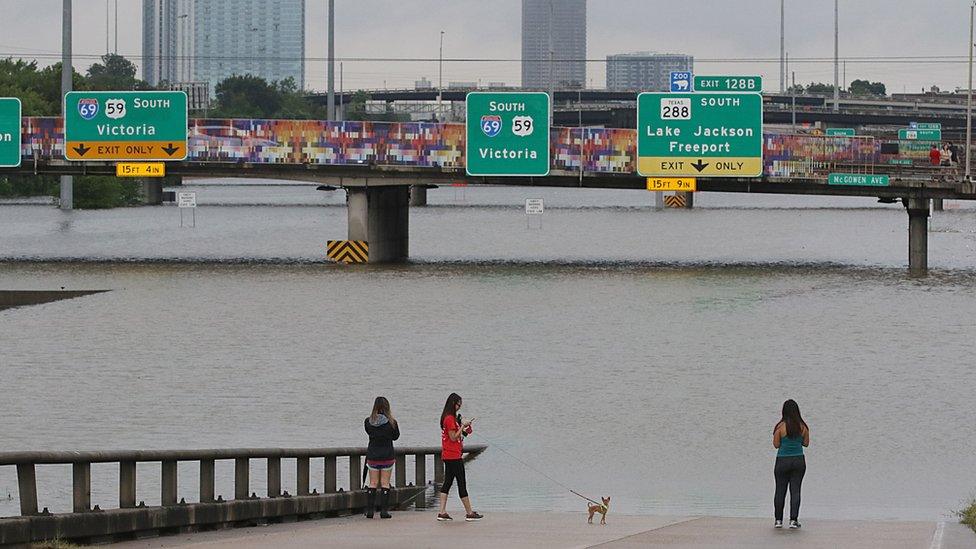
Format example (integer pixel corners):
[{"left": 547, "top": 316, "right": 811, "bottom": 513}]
[{"left": 1, "top": 0, "right": 972, "bottom": 93}]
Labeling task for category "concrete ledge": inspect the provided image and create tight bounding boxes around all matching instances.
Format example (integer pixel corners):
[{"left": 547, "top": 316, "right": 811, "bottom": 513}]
[
  {"left": 0, "top": 487, "right": 423, "bottom": 546},
  {"left": 0, "top": 290, "right": 107, "bottom": 311}
]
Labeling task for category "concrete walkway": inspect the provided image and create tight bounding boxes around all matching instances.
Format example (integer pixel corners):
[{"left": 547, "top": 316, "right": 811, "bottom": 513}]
[{"left": 113, "top": 512, "right": 974, "bottom": 549}]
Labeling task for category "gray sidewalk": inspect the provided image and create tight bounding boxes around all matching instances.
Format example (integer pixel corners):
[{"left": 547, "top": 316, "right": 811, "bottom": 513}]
[{"left": 113, "top": 512, "right": 974, "bottom": 549}]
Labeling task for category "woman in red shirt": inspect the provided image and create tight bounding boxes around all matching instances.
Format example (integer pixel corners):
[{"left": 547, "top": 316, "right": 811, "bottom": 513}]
[{"left": 437, "top": 393, "right": 483, "bottom": 522}]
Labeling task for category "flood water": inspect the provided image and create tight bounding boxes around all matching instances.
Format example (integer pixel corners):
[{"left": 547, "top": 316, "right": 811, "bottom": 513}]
[{"left": 0, "top": 181, "right": 974, "bottom": 522}]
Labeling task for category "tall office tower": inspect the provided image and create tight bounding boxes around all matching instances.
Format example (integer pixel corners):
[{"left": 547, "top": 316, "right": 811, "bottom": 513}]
[
  {"left": 605, "top": 52, "right": 694, "bottom": 91},
  {"left": 142, "top": 0, "right": 305, "bottom": 92},
  {"left": 521, "top": 0, "right": 587, "bottom": 89}
]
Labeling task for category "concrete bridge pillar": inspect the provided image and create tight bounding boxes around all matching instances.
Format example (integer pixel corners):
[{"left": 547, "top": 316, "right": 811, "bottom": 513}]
[
  {"left": 347, "top": 186, "right": 410, "bottom": 263},
  {"left": 680, "top": 191, "right": 695, "bottom": 209},
  {"left": 932, "top": 198, "right": 944, "bottom": 211},
  {"left": 906, "top": 197, "right": 930, "bottom": 275},
  {"left": 409, "top": 185, "right": 428, "bottom": 207},
  {"left": 654, "top": 192, "right": 664, "bottom": 210},
  {"left": 139, "top": 179, "right": 164, "bottom": 205}
]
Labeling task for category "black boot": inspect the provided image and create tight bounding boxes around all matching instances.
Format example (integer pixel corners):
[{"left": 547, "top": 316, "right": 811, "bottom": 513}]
[
  {"left": 365, "top": 488, "right": 376, "bottom": 518},
  {"left": 379, "top": 488, "right": 392, "bottom": 519}
]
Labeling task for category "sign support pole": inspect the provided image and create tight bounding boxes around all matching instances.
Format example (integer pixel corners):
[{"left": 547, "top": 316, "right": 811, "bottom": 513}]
[
  {"left": 327, "top": 0, "right": 335, "bottom": 121},
  {"left": 967, "top": 1, "right": 974, "bottom": 181},
  {"left": 61, "top": 0, "right": 73, "bottom": 210}
]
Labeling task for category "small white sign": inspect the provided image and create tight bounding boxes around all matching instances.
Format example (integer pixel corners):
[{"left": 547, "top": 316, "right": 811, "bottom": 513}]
[
  {"left": 512, "top": 115, "right": 535, "bottom": 137},
  {"left": 525, "top": 198, "right": 544, "bottom": 215},
  {"left": 177, "top": 191, "right": 197, "bottom": 208},
  {"left": 660, "top": 97, "right": 691, "bottom": 120}
]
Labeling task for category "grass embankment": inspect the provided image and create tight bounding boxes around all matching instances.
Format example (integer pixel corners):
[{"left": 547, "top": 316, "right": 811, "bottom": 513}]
[{"left": 960, "top": 498, "right": 976, "bottom": 533}]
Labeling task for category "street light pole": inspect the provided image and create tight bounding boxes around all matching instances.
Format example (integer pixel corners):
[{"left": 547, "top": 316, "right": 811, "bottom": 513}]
[
  {"left": 967, "top": 1, "right": 974, "bottom": 180},
  {"left": 438, "top": 30, "right": 444, "bottom": 120},
  {"left": 780, "top": 0, "right": 785, "bottom": 93},
  {"left": 548, "top": 0, "right": 555, "bottom": 124},
  {"left": 791, "top": 70, "right": 797, "bottom": 132},
  {"left": 327, "top": 0, "right": 335, "bottom": 120},
  {"left": 61, "top": 0, "right": 73, "bottom": 211},
  {"left": 833, "top": 0, "right": 839, "bottom": 112}
]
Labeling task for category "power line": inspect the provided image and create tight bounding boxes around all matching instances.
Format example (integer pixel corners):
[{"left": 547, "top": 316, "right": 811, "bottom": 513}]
[{"left": 1, "top": 52, "right": 974, "bottom": 64}]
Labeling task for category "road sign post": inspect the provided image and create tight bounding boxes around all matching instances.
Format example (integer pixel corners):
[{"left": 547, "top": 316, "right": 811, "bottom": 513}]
[
  {"left": 670, "top": 72, "right": 693, "bottom": 93},
  {"left": 64, "top": 91, "right": 188, "bottom": 161},
  {"left": 646, "top": 177, "right": 697, "bottom": 192},
  {"left": 828, "top": 173, "right": 890, "bottom": 186},
  {"left": 524, "top": 198, "right": 544, "bottom": 215},
  {"left": 693, "top": 75, "right": 762, "bottom": 93},
  {"left": 0, "top": 98, "right": 22, "bottom": 168},
  {"left": 898, "top": 128, "right": 942, "bottom": 141},
  {"left": 177, "top": 191, "right": 196, "bottom": 228},
  {"left": 116, "top": 162, "right": 165, "bottom": 177},
  {"left": 465, "top": 92, "right": 550, "bottom": 177},
  {"left": 637, "top": 92, "right": 763, "bottom": 177}
]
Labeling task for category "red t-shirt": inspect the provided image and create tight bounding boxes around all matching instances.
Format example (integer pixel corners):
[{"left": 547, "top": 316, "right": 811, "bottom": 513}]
[{"left": 441, "top": 415, "right": 472, "bottom": 460}]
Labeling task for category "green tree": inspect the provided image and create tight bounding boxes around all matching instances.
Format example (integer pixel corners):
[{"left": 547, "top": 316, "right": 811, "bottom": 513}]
[
  {"left": 211, "top": 75, "right": 282, "bottom": 118},
  {"left": 345, "top": 90, "right": 370, "bottom": 120},
  {"left": 86, "top": 54, "right": 150, "bottom": 91},
  {"left": 805, "top": 82, "right": 836, "bottom": 95},
  {"left": 274, "top": 77, "right": 327, "bottom": 120},
  {"left": 848, "top": 79, "right": 886, "bottom": 97},
  {"left": 71, "top": 176, "right": 142, "bottom": 209},
  {"left": 0, "top": 58, "right": 84, "bottom": 115}
]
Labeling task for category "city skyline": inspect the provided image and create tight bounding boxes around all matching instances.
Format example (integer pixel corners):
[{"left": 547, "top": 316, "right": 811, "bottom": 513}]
[{"left": 0, "top": 0, "right": 972, "bottom": 93}]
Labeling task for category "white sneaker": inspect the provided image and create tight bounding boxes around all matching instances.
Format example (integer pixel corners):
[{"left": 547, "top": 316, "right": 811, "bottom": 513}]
[
  {"left": 789, "top": 520, "right": 801, "bottom": 529},
  {"left": 774, "top": 520, "right": 783, "bottom": 529}
]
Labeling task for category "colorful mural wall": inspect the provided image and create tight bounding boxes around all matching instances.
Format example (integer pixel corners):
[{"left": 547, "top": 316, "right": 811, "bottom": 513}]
[{"left": 18, "top": 118, "right": 916, "bottom": 179}]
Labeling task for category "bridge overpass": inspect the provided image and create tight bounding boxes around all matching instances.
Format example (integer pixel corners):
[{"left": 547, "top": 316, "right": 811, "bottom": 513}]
[
  {"left": 2, "top": 117, "right": 972, "bottom": 272},
  {"left": 308, "top": 89, "right": 976, "bottom": 130}
]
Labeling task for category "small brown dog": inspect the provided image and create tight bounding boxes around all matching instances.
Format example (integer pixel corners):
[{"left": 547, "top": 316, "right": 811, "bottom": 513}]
[{"left": 587, "top": 497, "right": 611, "bottom": 525}]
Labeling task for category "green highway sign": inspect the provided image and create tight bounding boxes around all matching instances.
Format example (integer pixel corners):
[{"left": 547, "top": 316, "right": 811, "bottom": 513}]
[
  {"left": 828, "top": 173, "right": 890, "bottom": 186},
  {"left": 888, "top": 159, "right": 912, "bottom": 165},
  {"left": 826, "top": 128, "right": 856, "bottom": 137},
  {"left": 693, "top": 75, "right": 762, "bottom": 93},
  {"left": 898, "top": 128, "right": 941, "bottom": 141},
  {"left": 637, "top": 92, "right": 763, "bottom": 177},
  {"left": 465, "top": 92, "right": 550, "bottom": 177},
  {"left": 0, "top": 97, "right": 21, "bottom": 168},
  {"left": 911, "top": 122, "right": 941, "bottom": 130},
  {"left": 64, "top": 91, "right": 187, "bottom": 161}
]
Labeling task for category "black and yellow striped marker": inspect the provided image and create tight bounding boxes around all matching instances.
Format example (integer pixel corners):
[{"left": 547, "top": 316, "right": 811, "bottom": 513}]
[
  {"left": 327, "top": 240, "right": 369, "bottom": 264},
  {"left": 664, "top": 195, "right": 687, "bottom": 208}
]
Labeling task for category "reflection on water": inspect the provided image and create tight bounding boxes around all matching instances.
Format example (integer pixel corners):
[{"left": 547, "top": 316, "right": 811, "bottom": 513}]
[{"left": 0, "top": 183, "right": 974, "bottom": 522}]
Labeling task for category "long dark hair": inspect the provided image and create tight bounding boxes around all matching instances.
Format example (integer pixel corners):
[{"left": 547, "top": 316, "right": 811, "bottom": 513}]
[
  {"left": 371, "top": 396, "right": 396, "bottom": 426},
  {"left": 440, "top": 393, "right": 462, "bottom": 428},
  {"left": 778, "top": 399, "right": 807, "bottom": 438}
]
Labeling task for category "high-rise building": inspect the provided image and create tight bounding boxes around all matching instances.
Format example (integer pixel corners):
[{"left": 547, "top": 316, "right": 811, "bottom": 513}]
[
  {"left": 521, "top": 0, "right": 586, "bottom": 90},
  {"left": 605, "top": 53, "right": 694, "bottom": 91},
  {"left": 142, "top": 0, "right": 305, "bottom": 92}
]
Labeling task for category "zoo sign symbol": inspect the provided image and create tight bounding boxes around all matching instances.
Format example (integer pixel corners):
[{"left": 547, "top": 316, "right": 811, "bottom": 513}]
[
  {"left": 670, "top": 71, "right": 693, "bottom": 93},
  {"left": 77, "top": 98, "right": 99, "bottom": 121},
  {"left": 512, "top": 116, "right": 534, "bottom": 137},
  {"left": 481, "top": 115, "right": 502, "bottom": 137}
]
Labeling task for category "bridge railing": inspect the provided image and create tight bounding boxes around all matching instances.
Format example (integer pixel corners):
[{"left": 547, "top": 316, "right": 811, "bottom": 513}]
[
  {"left": 0, "top": 445, "right": 486, "bottom": 544},
  {"left": 16, "top": 117, "right": 949, "bottom": 180}
]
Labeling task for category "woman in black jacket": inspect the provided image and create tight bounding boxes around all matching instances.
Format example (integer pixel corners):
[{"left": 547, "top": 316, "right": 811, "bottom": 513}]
[{"left": 364, "top": 396, "right": 400, "bottom": 518}]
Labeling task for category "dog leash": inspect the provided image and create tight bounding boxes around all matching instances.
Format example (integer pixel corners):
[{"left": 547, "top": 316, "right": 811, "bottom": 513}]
[{"left": 472, "top": 430, "right": 605, "bottom": 508}]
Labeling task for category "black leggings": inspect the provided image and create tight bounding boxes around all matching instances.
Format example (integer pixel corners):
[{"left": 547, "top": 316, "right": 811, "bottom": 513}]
[
  {"left": 774, "top": 455, "right": 806, "bottom": 521},
  {"left": 440, "top": 459, "right": 468, "bottom": 498}
]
